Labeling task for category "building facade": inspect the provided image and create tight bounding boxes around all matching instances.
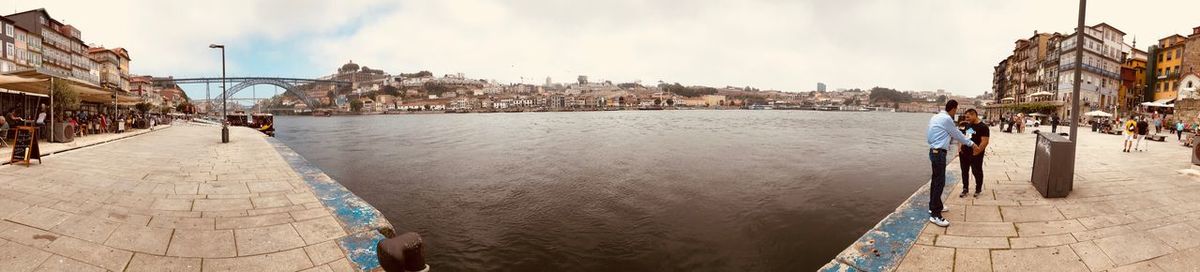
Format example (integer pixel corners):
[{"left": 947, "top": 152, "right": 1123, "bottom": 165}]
[
  {"left": 1153, "top": 34, "right": 1186, "bottom": 101},
  {"left": 1056, "top": 23, "right": 1127, "bottom": 115}
]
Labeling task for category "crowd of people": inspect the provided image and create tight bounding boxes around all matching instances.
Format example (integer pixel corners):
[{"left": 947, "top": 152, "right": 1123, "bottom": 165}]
[{"left": 0, "top": 103, "right": 174, "bottom": 143}]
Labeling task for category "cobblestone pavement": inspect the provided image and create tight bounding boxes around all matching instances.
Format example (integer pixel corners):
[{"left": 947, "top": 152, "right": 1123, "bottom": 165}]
[
  {"left": 896, "top": 126, "right": 1200, "bottom": 271},
  {"left": 0, "top": 124, "right": 364, "bottom": 272}
]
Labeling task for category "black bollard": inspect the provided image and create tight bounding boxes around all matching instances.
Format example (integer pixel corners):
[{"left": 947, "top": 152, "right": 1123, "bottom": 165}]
[{"left": 378, "top": 232, "right": 428, "bottom": 272}]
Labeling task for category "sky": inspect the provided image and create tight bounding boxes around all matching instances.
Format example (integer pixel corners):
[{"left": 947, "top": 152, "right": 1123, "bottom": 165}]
[{"left": 5, "top": 0, "right": 1200, "bottom": 100}]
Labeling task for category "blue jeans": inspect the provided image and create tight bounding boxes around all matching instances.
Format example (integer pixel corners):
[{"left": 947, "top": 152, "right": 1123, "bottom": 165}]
[{"left": 929, "top": 149, "right": 947, "bottom": 218}]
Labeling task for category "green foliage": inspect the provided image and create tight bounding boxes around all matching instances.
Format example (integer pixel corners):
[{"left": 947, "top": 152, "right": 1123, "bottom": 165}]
[
  {"left": 381, "top": 85, "right": 400, "bottom": 97},
  {"left": 176, "top": 102, "right": 195, "bottom": 114},
  {"left": 868, "top": 87, "right": 912, "bottom": 103},
  {"left": 423, "top": 82, "right": 453, "bottom": 96},
  {"left": 50, "top": 79, "right": 81, "bottom": 112},
  {"left": 400, "top": 71, "right": 433, "bottom": 78},
  {"left": 618, "top": 82, "right": 642, "bottom": 89},
  {"left": 660, "top": 83, "right": 718, "bottom": 97},
  {"left": 135, "top": 102, "right": 153, "bottom": 113},
  {"left": 1005, "top": 102, "right": 1057, "bottom": 113},
  {"left": 350, "top": 99, "right": 363, "bottom": 112}
]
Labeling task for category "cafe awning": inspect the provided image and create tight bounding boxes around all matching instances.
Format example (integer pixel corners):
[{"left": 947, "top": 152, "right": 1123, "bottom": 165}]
[{"left": 0, "top": 69, "right": 141, "bottom": 105}]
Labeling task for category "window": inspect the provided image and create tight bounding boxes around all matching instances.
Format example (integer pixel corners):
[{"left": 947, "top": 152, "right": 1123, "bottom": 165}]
[
  {"left": 4, "top": 42, "right": 12, "bottom": 59},
  {"left": 3, "top": 24, "right": 9, "bottom": 37}
]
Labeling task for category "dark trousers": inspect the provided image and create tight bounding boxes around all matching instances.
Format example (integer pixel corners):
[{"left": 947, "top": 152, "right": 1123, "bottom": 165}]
[
  {"left": 959, "top": 153, "right": 984, "bottom": 193},
  {"left": 1179, "top": 130, "right": 1184, "bottom": 141},
  {"left": 929, "top": 149, "right": 947, "bottom": 218},
  {"left": 1052, "top": 124, "right": 1058, "bottom": 133}
]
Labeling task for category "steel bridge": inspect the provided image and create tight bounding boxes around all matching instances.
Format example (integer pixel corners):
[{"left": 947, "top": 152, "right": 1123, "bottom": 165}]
[{"left": 153, "top": 77, "right": 350, "bottom": 108}]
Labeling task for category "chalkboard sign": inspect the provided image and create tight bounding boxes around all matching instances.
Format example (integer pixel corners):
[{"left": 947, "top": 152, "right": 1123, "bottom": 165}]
[{"left": 10, "top": 126, "right": 40, "bottom": 166}]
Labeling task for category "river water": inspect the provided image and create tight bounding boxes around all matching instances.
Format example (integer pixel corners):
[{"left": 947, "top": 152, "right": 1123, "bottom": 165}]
[{"left": 274, "top": 110, "right": 933, "bottom": 271}]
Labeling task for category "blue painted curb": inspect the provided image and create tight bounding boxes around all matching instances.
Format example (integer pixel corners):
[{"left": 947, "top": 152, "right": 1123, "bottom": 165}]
[
  {"left": 819, "top": 161, "right": 962, "bottom": 271},
  {"left": 268, "top": 137, "right": 395, "bottom": 272}
]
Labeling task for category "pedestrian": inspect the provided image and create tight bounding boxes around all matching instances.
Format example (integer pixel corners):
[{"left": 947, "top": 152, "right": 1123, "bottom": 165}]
[
  {"left": 1155, "top": 117, "right": 1162, "bottom": 134},
  {"left": 1124, "top": 117, "right": 1138, "bottom": 152},
  {"left": 959, "top": 109, "right": 989, "bottom": 198},
  {"left": 1178, "top": 120, "right": 1185, "bottom": 141},
  {"left": 926, "top": 100, "right": 978, "bottom": 227},
  {"left": 1136, "top": 117, "right": 1150, "bottom": 152},
  {"left": 1051, "top": 114, "right": 1060, "bottom": 133}
]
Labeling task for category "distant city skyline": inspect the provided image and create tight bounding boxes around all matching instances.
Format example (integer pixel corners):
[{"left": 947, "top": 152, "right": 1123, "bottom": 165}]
[{"left": 9, "top": 1, "right": 1200, "bottom": 100}]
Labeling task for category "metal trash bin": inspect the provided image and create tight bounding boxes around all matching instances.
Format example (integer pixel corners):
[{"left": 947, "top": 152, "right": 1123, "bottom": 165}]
[{"left": 1031, "top": 131, "right": 1074, "bottom": 198}]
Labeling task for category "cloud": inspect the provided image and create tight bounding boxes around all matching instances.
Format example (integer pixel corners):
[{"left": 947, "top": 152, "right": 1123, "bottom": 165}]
[{"left": 8, "top": 0, "right": 1200, "bottom": 97}]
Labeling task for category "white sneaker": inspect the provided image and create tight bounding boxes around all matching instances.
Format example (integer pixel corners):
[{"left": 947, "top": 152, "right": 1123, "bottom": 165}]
[
  {"left": 942, "top": 206, "right": 950, "bottom": 212},
  {"left": 929, "top": 216, "right": 950, "bottom": 227}
]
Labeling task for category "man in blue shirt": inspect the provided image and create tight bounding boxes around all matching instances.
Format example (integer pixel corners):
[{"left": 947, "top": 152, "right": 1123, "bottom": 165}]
[{"left": 926, "top": 100, "right": 977, "bottom": 227}]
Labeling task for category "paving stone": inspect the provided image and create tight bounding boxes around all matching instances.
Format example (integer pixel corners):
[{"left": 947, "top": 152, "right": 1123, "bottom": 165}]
[
  {"left": 964, "top": 205, "right": 1003, "bottom": 222},
  {"left": 215, "top": 213, "right": 294, "bottom": 229},
  {"left": 934, "top": 235, "right": 1009, "bottom": 249},
  {"left": 894, "top": 244, "right": 952, "bottom": 272},
  {"left": 1107, "top": 261, "right": 1165, "bottom": 272},
  {"left": 50, "top": 214, "right": 119, "bottom": 243},
  {"left": 990, "top": 245, "right": 1089, "bottom": 272},
  {"left": 1010, "top": 233, "right": 1077, "bottom": 249},
  {"left": 104, "top": 224, "right": 174, "bottom": 254},
  {"left": 167, "top": 229, "right": 236, "bottom": 258},
  {"left": 290, "top": 208, "right": 332, "bottom": 221},
  {"left": 953, "top": 248, "right": 991, "bottom": 272},
  {"left": 235, "top": 224, "right": 307, "bottom": 256},
  {"left": 0, "top": 198, "right": 31, "bottom": 219},
  {"left": 252, "top": 195, "right": 293, "bottom": 209},
  {"left": 1071, "top": 225, "right": 1134, "bottom": 242},
  {"left": 0, "top": 241, "right": 53, "bottom": 272},
  {"left": 192, "top": 198, "right": 254, "bottom": 212},
  {"left": 43, "top": 236, "right": 133, "bottom": 271},
  {"left": 1069, "top": 240, "right": 1115, "bottom": 271},
  {"left": 1015, "top": 220, "right": 1087, "bottom": 237},
  {"left": 945, "top": 222, "right": 1016, "bottom": 237},
  {"left": 125, "top": 253, "right": 201, "bottom": 272},
  {"left": 202, "top": 247, "right": 315, "bottom": 272},
  {"left": 1000, "top": 206, "right": 1065, "bottom": 222},
  {"left": 151, "top": 198, "right": 194, "bottom": 211},
  {"left": 292, "top": 216, "right": 347, "bottom": 245},
  {"left": 1093, "top": 232, "right": 1176, "bottom": 266},
  {"left": 149, "top": 216, "right": 216, "bottom": 230},
  {"left": 304, "top": 240, "right": 345, "bottom": 265},
  {"left": 0, "top": 220, "right": 61, "bottom": 247},
  {"left": 1146, "top": 222, "right": 1200, "bottom": 250},
  {"left": 9, "top": 206, "right": 71, "bottom": 230},
  {"left": 247, "top": 181, "right": 294, "bottom": 193},
  {"left": 33, "top": 255, "right": 106, "bottom": 272},
  {"left": 327, "top": 258, "right": 356, "bottom": 272},
  {"left": 286, "top": 193, "right": 320, "bottom": 205}
]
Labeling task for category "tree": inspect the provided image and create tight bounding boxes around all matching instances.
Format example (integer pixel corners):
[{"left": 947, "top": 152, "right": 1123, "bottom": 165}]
[
  {"left": 654, "top": 98, "right": 662, "bottom": 105},
  {"left": 936, "top": 95, "right": 947, "bottom": 104},
  {"left": 50, "top": 79, "right": 80, "bottom": 114},
  {"left": 868, "top": 87, "right": 913, "bottom": 103},
  {"left": 381, "top": 85, "right": 400, "bottom": 97},
  {"left": 423, "top": 82, "right": 452, "bottom": 96},
  {"left": 350, "top": 100, "right": 363, "bottom": 112},
  {"left": 667, "top": 99, "right": 675, "bottom": 106},
  {"left": 135, "top": 102, "right": 154, "bottom": 113},
  {"left": 176, "top": 102, "right": 195, "bottom": 114},
  {"left": 618, "top": 82, "right": 642, "bottom": 89}
]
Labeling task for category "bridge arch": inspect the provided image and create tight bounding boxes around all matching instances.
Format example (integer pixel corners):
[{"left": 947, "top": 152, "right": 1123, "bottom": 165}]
[{"left": 220, "top": 78, "right": 318, "bottom": 108}]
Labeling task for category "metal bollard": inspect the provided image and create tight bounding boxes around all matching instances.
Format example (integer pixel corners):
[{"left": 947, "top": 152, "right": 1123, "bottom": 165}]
[{"left": 377, "top": 232, "right": 428, "bottom": 272}]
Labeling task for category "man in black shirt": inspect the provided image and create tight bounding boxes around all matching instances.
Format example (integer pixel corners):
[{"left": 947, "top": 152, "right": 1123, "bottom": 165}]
[
  {"left": 1136, "top": 117, "right": 1150, "bottom": 151},
  {"left": 959, "top": 109, "right": 990, "bottom": 198}
]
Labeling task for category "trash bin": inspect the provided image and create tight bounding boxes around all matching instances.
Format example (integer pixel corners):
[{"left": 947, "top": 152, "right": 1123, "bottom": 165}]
[{"left": 1031, "top": 131, "right": 1074, "bottom": 198}]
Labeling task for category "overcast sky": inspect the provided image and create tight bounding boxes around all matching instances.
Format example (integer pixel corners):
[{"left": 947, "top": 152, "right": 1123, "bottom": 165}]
[{"left": 6, "top": 0, "right": 1200, "bottom": 99}]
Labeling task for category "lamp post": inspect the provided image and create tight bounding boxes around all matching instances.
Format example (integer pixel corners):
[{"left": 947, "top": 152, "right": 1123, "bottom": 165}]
[
  {"left": 1069, "top": 0, "right": 1085, "bottom": 145},
  {"left": 210, "top": 44, "right": 228, "bottom": 143}
]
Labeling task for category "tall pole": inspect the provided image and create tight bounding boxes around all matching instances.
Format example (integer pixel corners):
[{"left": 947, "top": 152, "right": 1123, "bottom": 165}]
[
  {"left": 1069, "top": 0, "right": 1086, "bottom": 144},
  {"left": 221, "top": 46, "right": 229, "bottom": 143}
]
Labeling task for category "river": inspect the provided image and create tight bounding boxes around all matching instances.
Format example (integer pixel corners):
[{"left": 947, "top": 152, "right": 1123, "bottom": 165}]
[{"left": 274, "top": 110, "right": 933, "bottom": 271}]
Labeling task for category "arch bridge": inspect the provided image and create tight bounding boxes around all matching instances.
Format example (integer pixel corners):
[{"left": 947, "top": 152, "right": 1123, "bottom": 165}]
[{"left": 152, "top": 77, "right": 351, "bottom": 108}]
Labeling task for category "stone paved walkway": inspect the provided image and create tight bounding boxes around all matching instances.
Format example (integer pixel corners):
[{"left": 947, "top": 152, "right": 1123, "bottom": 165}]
[
  {"left": 895, "top": 126, "right": 1200, "bottom": 271},
  {"left": 0, "top": 124, "right": 370, "bottom": 272}
]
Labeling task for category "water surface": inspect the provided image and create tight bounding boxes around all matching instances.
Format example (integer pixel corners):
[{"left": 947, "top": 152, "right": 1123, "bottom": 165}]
[{"left": 275, "top": 110, "right": 932, "bottom": 271}]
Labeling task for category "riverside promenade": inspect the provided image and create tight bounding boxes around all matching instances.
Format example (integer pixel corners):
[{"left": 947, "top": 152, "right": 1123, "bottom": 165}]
[
  {"left": 823, "top": 126, "right": 1200, "bottom": 271},
  {"left": 0, "top": 123, "right": 393, "bottom": 272}
]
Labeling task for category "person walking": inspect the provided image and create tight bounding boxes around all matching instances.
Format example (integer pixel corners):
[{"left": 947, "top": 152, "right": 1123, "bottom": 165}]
[
  {"left": 1124, "top": 117, "right": 1138, "bottom": 152},
  {"left": 1136, "top": 117, "right": 1150, "bottom": 151},
  {"left": 959, "top": 109, "right": 989, "bottom": 198},
  {"left": 927, "top": 100, "right": 977, "bottom": 227},
  {"left": 1051, "top": 114, "right": 1060, "bottom": 133},
  {"left": 1179, "top": 120, "right": 1186, "bottom": 142}
]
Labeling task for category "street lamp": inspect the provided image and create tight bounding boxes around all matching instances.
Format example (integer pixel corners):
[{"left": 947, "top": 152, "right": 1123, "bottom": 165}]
[{"left": 210, "top": 44, "right": 228, "bottom": 143}]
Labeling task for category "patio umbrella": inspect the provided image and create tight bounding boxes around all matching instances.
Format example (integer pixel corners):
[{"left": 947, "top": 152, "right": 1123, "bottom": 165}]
[{"left": 1083, "top": 110, "right": 1113, "bottom": 117}]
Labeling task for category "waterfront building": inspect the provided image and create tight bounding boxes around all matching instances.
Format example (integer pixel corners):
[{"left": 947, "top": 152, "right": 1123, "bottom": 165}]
[
  {"left": 1121, "top": 49, "right": 1148, "bottom": 111},
  {"left": 88, "top": 47, "right": 131, "bottom": 91},
  {"left": 1153, "top": 34, "right": 1186, "bottom": 101},
  {"left": 1056, "top": 23, "right": 1127, "bottom": 116},
  {"left": 0, "top": 16, "right": 15, "bottom": 72},
  {"left": 1177, "top": 26, "right": 1200, "bottom": 98},
  {"left": 817, "top": 82, "right": 826, "bottom": 92},
  {"left": 7, "top": 9, "right": 99, "bottom": 83}
]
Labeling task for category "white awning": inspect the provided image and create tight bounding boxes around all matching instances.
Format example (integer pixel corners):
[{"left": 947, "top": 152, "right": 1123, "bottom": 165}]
[{"left": 1153, "top": 97, "right": 1176, "bottom": 105}]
